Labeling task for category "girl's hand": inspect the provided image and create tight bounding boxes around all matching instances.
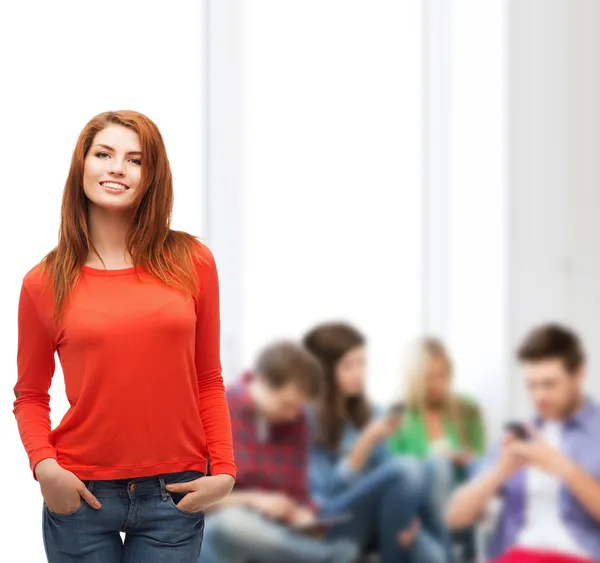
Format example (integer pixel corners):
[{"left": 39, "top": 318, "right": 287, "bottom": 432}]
[
  {"left": 36, "top": 458, "right": 101, "bottom": 515},
  {"left": 364, "top": 414, "right": 402, "bottom": 442},
  {"left": 166, "top": 474, "right": 235, "bottom": 513}
]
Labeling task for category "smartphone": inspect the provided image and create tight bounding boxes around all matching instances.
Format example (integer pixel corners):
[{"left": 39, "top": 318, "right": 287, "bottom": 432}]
[
  {"left": 388, "top": 402, "right": 406, "bottom": 417},
  {"left": 292, "top": 512, "right": 353, "bottom": 533},
  {"left": 504, "top": 421, "right": 531, "bottom": 441},
  {"left": 384, "top": 402, "right": 405, "bottom": 427}
]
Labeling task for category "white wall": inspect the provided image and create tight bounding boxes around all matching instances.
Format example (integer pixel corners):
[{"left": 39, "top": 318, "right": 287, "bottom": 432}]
[
  {"left": 0, "top": 1, "right": 207, "bottom": 556},
  {"left": 425, "top": 0, "right": 509, "bottom": 441},
  {"left": 207, "top": 1, "right": 425, "bottom": 405},
  {"left": 509, "top": 0, "right": 600, "bottom": 416}
]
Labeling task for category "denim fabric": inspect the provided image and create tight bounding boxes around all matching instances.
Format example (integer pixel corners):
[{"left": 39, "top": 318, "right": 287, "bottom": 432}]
[
  {"left": 200, "top": 507, "right": 357, "bottom": 563},
  {"left": 43, "top": 470, "right": 205, "bottom": 563},
  {"left": 321, "top": 457, "right": 448, "bottom": 563}
]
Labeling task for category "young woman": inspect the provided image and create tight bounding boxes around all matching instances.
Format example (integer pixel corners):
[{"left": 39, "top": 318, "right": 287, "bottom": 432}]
[
  {"left": 13, "top": 110, "right": 236, "bottom": 563},
  {"left": 303, "top": 322, "right": 449, "bottom": 563},
  {"left": 389, "top": 337, "right": 486, "bottom": 562},
  {"left": 389, "top": 338, "right": 485, "bottom": 489}
]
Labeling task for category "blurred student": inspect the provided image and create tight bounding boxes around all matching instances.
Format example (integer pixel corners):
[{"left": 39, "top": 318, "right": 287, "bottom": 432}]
[
  {"left": 13, "top": 111, "right": 235, "bottom": 563},
  {"left": 446, "top": 324, "right": 600, "bottom": 563},
  {"left": 389, "top": 337, "right": 485, "bottom": 477},
  {"left": 389, "top": 337, "right": 485, "bottom": 561},
  {"left": 199, "top": 341, "right": 357, "bottom": 563},
  {"left": 303, "top": 322, "right": 449, "bottom": 563}
]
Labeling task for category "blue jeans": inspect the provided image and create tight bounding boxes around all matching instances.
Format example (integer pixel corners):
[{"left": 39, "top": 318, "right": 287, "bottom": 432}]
[
  {"left": 320, "top": 458, "right": 449, "bottom": 563},
  {"left": 200, "top": 507, "right": 357, "bottom": 563},
  {"left": 43, "top": 470, "right": 205, "bottom": 563},
  {"left": 429, "top": 455, "right": 478, "bottom": 563}
]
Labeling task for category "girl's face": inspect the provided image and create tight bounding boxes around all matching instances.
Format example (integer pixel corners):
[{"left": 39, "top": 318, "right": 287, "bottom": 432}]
[
  {"left": 424, "top": 355, "right": 452, "bottom": 405},
  {"left": 335, "top": 346, "right": 366, "bottom": 397},
  {"left": 83, "top": 125, "right": 142, "bottom": 213}
]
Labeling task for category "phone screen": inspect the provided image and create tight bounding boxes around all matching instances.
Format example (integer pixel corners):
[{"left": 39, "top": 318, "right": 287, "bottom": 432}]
[
  {"left": 504, "top": 421, "right": 530, "bottom": 440},
  {"left": 388, "top": 402, "right": 406, "bottom": 417}
]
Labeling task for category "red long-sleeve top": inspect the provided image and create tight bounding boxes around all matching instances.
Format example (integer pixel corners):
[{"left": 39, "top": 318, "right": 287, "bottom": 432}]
[{"left": 13, "top": 243, "right": 236, "bottom": 481}]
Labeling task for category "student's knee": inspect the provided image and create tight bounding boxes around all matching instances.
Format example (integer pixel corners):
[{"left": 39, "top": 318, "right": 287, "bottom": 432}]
[{"left": 379, "top": 457, "right": 428, "bottom": 491}]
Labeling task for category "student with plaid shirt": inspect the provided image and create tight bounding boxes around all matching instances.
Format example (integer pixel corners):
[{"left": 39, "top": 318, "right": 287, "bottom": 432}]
[{"left": 199, "top": 341, "right": 357, "bottom": 563}]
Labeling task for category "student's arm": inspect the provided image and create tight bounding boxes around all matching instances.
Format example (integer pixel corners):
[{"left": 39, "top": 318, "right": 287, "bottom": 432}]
[
  {"left": 559, "top": 462, "right": 600, "bottom": 524},
  {"left": 446, "top": 440, "right": 519, "bottom": 530},
  {"left": 210, "top": 490, "right": 268, "bottom": 510},
  {"left": 13, "top": 276, "right": 59, "bottom": 479},
  {"left": 446, "top": 462, "right": 507, "bottom": 529},
  {"left": 193, "top": 245, "right": 236, "bottom": 480},
  {"left": 343, "top": 411, "right": 403, "bottom": 473},
  {"left": 208, "top": 490, "right": 298, "bottom": 522},
  {"left": 344, "top": 423, "right": 386, "bottom": 472}
]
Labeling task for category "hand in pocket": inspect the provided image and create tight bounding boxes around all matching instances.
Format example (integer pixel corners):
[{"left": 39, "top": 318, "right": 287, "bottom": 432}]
[
  {"left": 166, "top": 474, "right": 234, "bottom": 513},
  {"left": 36, "top": 459, "right": 101, "bottom": 515}
]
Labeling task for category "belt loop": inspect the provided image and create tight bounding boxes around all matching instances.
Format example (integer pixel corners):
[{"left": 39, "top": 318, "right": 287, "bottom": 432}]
[
  {"left": 158, "top": 476, "right": 168, "bottom": 501},
  {"left": 87, "top": 481, "right": 95, "bottom": 494}
]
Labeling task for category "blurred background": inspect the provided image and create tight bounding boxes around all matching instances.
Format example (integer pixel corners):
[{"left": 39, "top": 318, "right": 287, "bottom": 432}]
[{"left": 1, "top": 0, "right": 599, "bottom": 558}]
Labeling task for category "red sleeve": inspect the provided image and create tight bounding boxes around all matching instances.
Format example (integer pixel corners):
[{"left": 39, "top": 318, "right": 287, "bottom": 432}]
[
  {"left": 13, "top": 279, "right": 58, "bottom": 479},
  {"left": 194, "top": 245, "right": 237, "bottom": 479}
]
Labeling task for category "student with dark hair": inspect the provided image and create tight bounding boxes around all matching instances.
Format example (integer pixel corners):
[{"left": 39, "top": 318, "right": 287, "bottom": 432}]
[
  {"left": 199, "top": 341, "right": 357, "bottom": 563},
  {"left": 304, "top": 322, "right": 449, "bottom": 563},
  {"left": 447, "top": 323, "right": 600, "bottom": 563}
]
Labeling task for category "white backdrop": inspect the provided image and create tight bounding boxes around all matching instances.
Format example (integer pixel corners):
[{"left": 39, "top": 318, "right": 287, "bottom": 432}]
[
  {"left": 509, "top": 0, "right": 600, "bottom": 416},
  {"left": 237, "top": 0, "right": 424, "bottom": 406},
  {"left": 0, "top": 0, "right": 207, "bottom": 556},
  {"left": 5, "top": 0, "right": 595, "bottom": 560},
  {"left": 446, "top": 0, "right": 508, "bottom": 441}
]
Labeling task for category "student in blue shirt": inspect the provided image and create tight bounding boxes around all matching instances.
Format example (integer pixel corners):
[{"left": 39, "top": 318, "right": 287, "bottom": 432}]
[
  {"left": 447, "top": 323, "right": 600, "bottom": 563},
  {"left": 303, "top": 322, "right": 450, "bottom": 563}
]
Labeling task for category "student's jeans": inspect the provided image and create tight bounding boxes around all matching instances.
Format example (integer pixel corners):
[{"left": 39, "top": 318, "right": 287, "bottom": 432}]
[
  {"left": 200, "top": 458, "right": 449, "bottom": 563},
  {"left": 43, "top": 470, "right": 205, "bottom": 563},
  {"left": 199, "top": 507, "right": 358, "bottom": 563},
  {"left": 429, "top": 455, "right": 479, "bottom": 562},
  {"left": 320, "top": 457, "right": 450, "bottom": 563}
]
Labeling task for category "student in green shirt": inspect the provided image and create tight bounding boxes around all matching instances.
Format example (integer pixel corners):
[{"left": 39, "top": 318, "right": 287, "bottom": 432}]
[
  {"left": 389, "top": 337, "right": 486, "bottom": 562},
  {"left": 389, "top": 337, "right": 485, "bottom": 472}
]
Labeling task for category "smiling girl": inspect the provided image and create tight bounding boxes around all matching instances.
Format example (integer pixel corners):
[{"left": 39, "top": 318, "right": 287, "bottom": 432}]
[{"left": 13, "top": 110, "right": 236, "bottom": 563}]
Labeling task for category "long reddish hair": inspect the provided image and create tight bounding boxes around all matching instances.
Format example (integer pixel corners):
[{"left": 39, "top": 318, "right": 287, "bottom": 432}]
[{"left": 42, "top": 110, "right": 200, "bottom": 322}]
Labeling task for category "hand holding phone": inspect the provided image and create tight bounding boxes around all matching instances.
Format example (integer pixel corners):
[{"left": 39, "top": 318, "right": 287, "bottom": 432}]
[
  {"left": 386, "top": 402, "right": 406, "bottom": 425},
  {"left": 504, "top": 421, "right": 531, "bottom": 441}
]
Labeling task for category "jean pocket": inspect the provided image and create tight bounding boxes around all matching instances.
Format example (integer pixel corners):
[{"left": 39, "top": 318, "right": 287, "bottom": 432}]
[
  {"left": 44, "top": 498, "right": 85, "bottom": 518},
  {"left": 163, "top": 471, "right": 205, "bottom": 518},
  {"left": 166, "top": 493, "right": 205, "bottom": 518},
  {"left": 43, "top": 480, "right": 93, "bottom": 518}
]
